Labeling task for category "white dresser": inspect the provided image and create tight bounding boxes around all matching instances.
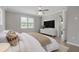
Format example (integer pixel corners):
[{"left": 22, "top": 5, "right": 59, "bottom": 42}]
[{"left": 40, "top": 28, "right": 57, "bottom": 36}]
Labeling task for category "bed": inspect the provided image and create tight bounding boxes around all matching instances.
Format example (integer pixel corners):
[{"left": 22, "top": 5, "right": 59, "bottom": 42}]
[{"left": 0, "top": 30, "right": 59, "bottom": 52}]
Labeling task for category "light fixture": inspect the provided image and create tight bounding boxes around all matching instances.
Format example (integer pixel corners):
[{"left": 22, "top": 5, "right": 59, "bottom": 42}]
[
  {"left": 38, "top": 11, "right": 44, "bottom": 16},
  {"left": 37, "top": 6, "right": 48, "bottom": 16}
]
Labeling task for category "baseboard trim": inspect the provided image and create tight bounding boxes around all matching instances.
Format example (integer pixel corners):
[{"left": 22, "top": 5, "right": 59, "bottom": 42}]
[{"left": 67, "top": 42, "right": 79, "bottom": 47}]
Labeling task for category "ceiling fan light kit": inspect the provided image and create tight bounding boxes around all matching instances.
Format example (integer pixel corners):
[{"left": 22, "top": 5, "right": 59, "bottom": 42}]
[{"left": 38, "top": 11, "right": 44, "bottom": 16}]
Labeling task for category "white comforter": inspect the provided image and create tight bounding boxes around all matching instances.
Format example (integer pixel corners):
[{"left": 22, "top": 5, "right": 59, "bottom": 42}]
[
  {"left": 0, "top": 31, "right": 59, "bottom": 52},
  {"left": 7, "top": 33, "right": 46, "bottom": 52}
]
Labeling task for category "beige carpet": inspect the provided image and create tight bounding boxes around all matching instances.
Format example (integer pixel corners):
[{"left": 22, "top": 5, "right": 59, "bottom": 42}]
[{"left": 57, "top": 44, "right": 69, "bottom": 52}]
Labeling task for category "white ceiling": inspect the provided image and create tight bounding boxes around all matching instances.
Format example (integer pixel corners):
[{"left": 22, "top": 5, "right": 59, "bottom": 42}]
[{"left": 2, "top": 6, "right": 66, "bottom": 16}]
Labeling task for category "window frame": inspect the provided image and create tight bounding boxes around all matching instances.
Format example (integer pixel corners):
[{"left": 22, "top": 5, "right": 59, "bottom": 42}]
[{"left": 21, "top": 16, "right": 34, "bottom": 29}]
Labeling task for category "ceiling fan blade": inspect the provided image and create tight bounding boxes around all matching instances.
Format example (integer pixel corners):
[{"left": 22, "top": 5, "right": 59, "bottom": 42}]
[
  {"left": 38, "top": 9, "right": 49, "bottom": 11},
  {"left": 37, "top": 6, "right": 49, "bottom": 11},
  {"left": 43, "top": 9, "right": 49, "bottom": 11}
]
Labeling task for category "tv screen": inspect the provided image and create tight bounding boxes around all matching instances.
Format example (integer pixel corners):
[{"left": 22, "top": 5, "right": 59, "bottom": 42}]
[{"left": 44, "top": 20, "right": 55, "bottom": 28}]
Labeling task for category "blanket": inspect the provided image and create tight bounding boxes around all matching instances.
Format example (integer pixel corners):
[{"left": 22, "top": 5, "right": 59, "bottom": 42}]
[{"left": 28, "top": 32, "right": 51, "bottom": 46}]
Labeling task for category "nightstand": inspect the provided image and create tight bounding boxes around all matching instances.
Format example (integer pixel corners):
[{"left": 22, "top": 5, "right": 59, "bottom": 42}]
[{"left": 0, "top": 43, "right": 10, "bottom": 52}]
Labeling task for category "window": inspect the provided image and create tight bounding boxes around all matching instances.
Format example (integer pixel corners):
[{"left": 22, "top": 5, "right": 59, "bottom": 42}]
[{"left": 21, "top": 17, "right": 34, "bottom": 28}]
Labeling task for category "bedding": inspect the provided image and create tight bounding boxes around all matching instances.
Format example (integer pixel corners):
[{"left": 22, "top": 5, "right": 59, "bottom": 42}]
[
  {"left": 28, "top": 32, "right": 51, "bottom": 46},
  {"left": 0, "top": 30, "right": 59, "bottom": 52},
  {"left": 0, "top": 30, "right": 9, "bottom": 43},
  {"left": 7, "top": 33, "right": 46, "bottom": 52},
  {"left": 44, "top": 36, "right": 59, "bottom": 51},
  {"left": 28, "top": 32, "right": 59, "bottom": 51}
]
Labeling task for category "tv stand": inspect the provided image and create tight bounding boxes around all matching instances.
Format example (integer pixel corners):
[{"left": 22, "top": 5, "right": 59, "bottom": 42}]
[{"left": 40, "top": 28, "right": 56, "bottom": 36}]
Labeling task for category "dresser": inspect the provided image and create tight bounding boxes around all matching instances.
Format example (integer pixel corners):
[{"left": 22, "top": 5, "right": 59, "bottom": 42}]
[{"left": 40, "top": 28, "right": 57, "bottom": 36}]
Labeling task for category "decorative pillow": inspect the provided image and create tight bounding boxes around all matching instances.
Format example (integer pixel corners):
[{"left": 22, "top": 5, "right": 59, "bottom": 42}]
[{"left": 6, "top": 31, "right": 20, "bottom": 46}]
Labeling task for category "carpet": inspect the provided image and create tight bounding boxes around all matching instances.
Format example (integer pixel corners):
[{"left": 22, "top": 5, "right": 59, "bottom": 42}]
[{"left": 57, "top": 44, "right": 69, "bottom": 52}]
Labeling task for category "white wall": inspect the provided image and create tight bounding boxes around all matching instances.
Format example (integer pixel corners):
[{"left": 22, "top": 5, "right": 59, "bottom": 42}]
[
  {"left": 5, "top": 11, "right": 41, "bottom": 33},
  {"left": 0, "top": 7, "right": 5, "bottom": 32},
  {"left": 66, "top": 6, "right": 79, "bottom": 46}
]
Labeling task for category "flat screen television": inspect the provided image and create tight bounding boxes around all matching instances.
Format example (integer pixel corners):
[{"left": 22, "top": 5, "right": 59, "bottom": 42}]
[{"left": 44, "top": 20, "right": 55, "bottom": 28}]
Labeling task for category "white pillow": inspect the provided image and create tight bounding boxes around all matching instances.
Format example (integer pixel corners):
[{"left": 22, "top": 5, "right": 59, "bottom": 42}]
[
  {"left": 16, "top": 32, "right": 22, "bottom": 41},
  {"left": 0, "top": 30, "right": 9, "bottom": 43}
]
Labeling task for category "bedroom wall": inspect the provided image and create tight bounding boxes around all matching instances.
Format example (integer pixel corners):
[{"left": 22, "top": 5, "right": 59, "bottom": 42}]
[
  {"left": 66, "top": 6, "right": 79, "bottom": 46},
  {"left": 5, "top": 11, "right": 41, "bottom": 33},
  {"left": 0, "top": 7, "right": 5, "bottom": 32}
]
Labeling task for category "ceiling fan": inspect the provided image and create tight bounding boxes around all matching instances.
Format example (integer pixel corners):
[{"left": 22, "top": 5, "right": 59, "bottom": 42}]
[
  {"left": 37, "top": 6, "right": 49, "bottom": 16},
  {"left": 38, "top": 7, "right": 49, "bottom": 11}
]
